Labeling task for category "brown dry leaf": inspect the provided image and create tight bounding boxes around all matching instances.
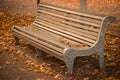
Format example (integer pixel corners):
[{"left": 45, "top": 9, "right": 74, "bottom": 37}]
[
  {"left": 40, "top": 68, "right": 46, "bottom": 73},
  {"left": 74, "top": 43, "right": 83, "bottom": 47},
  {"left": 34, "top": 64, "right": 40, "bottom": 69},
  {"left": 0, "top": 12, "right": 4, "bottom": 16},
  {"left": 58, "top": 38, "right": 65, "bottom": 43},
  {"left": 54, "top": 74, "right": 60, "bottom": 79},
  {"left": 33, "top": 69, "right": 41, "bottom": 73},
  {"left": 39, "top": 66, "right": 44, "bottom": 70},
  {"left": 19, "top": 68, "right": 26, "bottom": 71},
  {"left": 0, "top": 66, "right": 2, "bottom": 69},
  {"left": 44, "top": 70, "right": 53, "bottom": 76},
  {"left": 5, "top": 61, "right": 11, "bottom": 65},
  {"left": 91, "top": 55, "right": 98, "bottom": 59},
  {"left": 18, "top": 53, "right": 24, "bottom": 58},
  {"left": 60, "top": 66, "right": 65, "bottom": 69},
  {"left": 106, "top": 76, "right": 116, "bottom": 80},
  {"left": 106, "top": 62, "right": 116, "bottom": 66},
  {"left": 31, "top": 62, "right": 35, "bottom": 66},
  {"left": 26, "top": 60, "right": 32, "bottom": 64},
  {"left": 46, "top": 63, "right": 51, "bottom": 67},
  {"left": 83, "top": 77, "right": 89, "bottom": 80},
  {"left": 16, "top": 76, "right": 20, "bottom": 80},
  {"left": 16, "top": 51, "right": 21, "bottom": 55},
  {"left": 36, "top": 78, "right": 44, "bottom": 80},
  {"left": 12, "top": 61, "right": 17, "bottom": 65},
  {"left": 13, "top": 58, "right": 19, "bottom": 61},
  {"left": 27, "top": 67, "right": 33, "bottom": 71},
  {"left": 82, "top": 43, "right": 88, "bottom": 47},
  {"left": 92, "top": 69, "right": 99, "bottom": 75},
  {"left": 58, "top": 38, "right": 70, "bottom": 46},
  {"left": 58, "top": 37, "right": 89, "bottom": 47},
  {"left": 45, "top": 54, "right": 53, "bottom": 59}
]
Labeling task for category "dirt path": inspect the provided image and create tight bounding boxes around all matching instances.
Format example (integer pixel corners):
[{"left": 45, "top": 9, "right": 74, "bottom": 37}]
[{"left": 0, "top": 51, "right": 57, "bottom": 80}]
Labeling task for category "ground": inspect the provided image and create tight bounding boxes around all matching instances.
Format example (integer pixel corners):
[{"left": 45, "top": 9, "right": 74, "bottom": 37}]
[
  {"left": 0, "top": 51, "right": 56, "bottom": 80},
  {"left": 0, "top": 0, "right": 120, "bottom": 80}
]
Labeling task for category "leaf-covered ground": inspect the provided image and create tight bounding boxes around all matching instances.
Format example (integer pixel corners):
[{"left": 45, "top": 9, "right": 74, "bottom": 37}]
[
  {"left": 0, "top": 10, "right": 120, "bottom": 80},
  {"left": 0, "top": 0, "right": 120, "bottom": 79}
]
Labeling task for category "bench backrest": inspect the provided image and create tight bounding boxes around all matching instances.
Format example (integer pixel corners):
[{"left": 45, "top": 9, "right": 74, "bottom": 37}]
[{"left": 32, "top": 3, "right": 115, "bottom": 47}]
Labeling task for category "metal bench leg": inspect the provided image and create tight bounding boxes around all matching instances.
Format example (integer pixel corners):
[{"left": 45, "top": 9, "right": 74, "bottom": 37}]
[
  {"left": 35, "top": 48, "right": 43, "bottom": 58},
  {"left": 14, "top": 36, "right": 19, "bottom": 45},
  {"left": 98, "top": 50, "right": 105, "bottom": 71},
  {"left": 64, "top": 57, "right": 75, "bottom": 75},
  {"left": 64, "top": 50, "right": 75, "bottom": 75}
]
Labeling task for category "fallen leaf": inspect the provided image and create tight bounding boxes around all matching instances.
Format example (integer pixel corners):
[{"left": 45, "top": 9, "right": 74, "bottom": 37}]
[
  {"left": 83, "top": 77, "right": 89, "bottom": 80},
  {"left": 92, "top": 69, "right": 99, "bottom": 75},
  {"left": 33, "top": 69, "right": 41, "bottom": 73},
  {"left": 27, "top": 67, "right": 33, "bottom": 71},
  {"left": 5, "top": 61, "right": 11, "bottom": 65},
  {"left": 12, "top": 61, "right": 17, "bottom": 65},
  {"left": 36, "top": 78, "right": 44, "bottom": 80},
  {"left": 19, "top": 68, "right": 26, "bottom": 71},
  {"left": 54, "top": 74, "right": 60, "bottom": 79},
  {"left": 0, "top": 66, "right": 2, "bottom": 69}
]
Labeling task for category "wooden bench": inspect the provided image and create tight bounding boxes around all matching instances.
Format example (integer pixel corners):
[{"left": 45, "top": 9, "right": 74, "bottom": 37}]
[{"left": 11, "top": 3, "right": 115, "bottom": 75}]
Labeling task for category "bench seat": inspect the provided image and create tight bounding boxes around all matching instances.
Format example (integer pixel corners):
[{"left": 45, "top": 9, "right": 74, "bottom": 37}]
[{"left": 12, "top": 25, "right": 90, "bottom": 60}]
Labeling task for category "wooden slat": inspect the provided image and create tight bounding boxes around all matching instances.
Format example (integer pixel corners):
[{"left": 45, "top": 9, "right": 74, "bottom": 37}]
[
  {"left": 37, "top": 13, "right": 100, "bottom": 33},
  {"left": 38, "top": 10, "right": 101, "bottom": 28},
  {"left": 39, "top": 3, "right": 105, "bottom": 20},
  {"left": 33, "top": 22, "right": 94, "bottom": 46},
  {"left": 35, "top": 19, "right": 96, "bottom": 43},
  {"left": 38, "top": 7, "right": 102, "bottom": 26},
  {"left": 12, "top": 26, "right": 65, "bottom": 52},
  {"left": 12, "top": 31, "right": 64, "bottom": 60},
  {"left": 66, "top": 14, "right": 102, "bottom": 25},
  {"left": 37, "top": 14, "right": 99, "bottom": 38},
  {"left": 26, "top": 26, "right": 80, "bottom": 47},
  {"left": 36, "top": 17, "right": 98, "bottom": 40}
]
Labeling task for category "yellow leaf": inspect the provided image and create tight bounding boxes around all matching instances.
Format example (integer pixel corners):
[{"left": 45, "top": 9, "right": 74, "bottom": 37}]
[
  {"left": 27, "top": 68, "right": 33, "bottom": 71},
  {"left": 34, "top": 65, "right": 40, "bottom": 69},
  {"left": 36, "top": 78, "right": 44, "bottom": 80},
  {"left": 60, "top": 66, "right": 65, "bottom": 69},
  {"left": 83, "top": 77, "right": 89, "bottom": 80},
  {"left": 54, "top": 74, "right": 60, "bottom": 79},
  {"left": 0, "top": 66, "right": 2, "bottom": 69},
  {"left": 20, "top": 68, "right": 26, "bottom": 71},
  {"left": 5, "top": 61, "right": 11, "bottom": 65},
  {"left": 33, "top": 69, "right": 41, "bottom": 73}
]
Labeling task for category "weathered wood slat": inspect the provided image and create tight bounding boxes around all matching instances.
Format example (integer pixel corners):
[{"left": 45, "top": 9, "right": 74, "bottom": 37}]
[
  {"left": 36, "top": 14, "right": 99, "bottom": 39},
  {"left": 38, "top": 10, "right": 101, "bottom": 27},
  {"left": 13, "top": 30, "right": 64, "bottom": 60},
  {"left": 12, "top": 26, "right": 64, "bottom": 52},
  {"left": 33, "top": 22, "right": 93, "bottom": 46},
  {"left": 39, "top": 7, "right": 102, "bottom": 26},
  {"left": 35, "top": 19, "right": 96, "bottom": 44},
  {"left": 39, "top": 3, "right": 104, "bottom": 20},
  {"left": 37, "top": 13, "right": 100, "bottom": 33}
]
